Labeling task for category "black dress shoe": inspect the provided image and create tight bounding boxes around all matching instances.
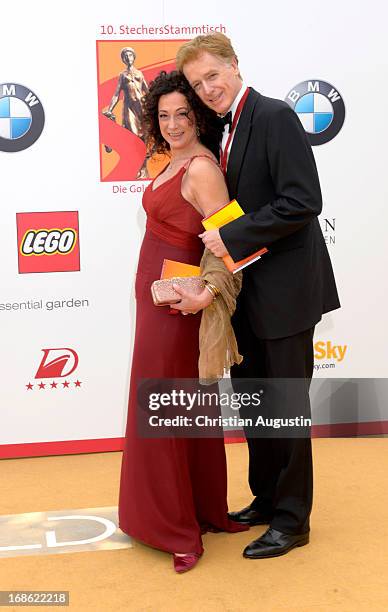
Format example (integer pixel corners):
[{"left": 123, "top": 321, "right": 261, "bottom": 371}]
[
  {"left": 228, "top": 505, "right": 272, "bottom": 526},
  {"left": 243, "top": 528, "right": 309, "bottom": 559}
]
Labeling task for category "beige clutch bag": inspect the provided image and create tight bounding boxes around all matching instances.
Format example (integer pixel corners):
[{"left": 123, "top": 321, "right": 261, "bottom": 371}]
[{"left": 151, "top": 277, "right": 205, "bottom": 306}]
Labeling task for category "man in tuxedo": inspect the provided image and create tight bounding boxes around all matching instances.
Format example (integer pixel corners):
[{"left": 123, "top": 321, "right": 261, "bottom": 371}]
[{"left": 177, "top": 34, "right": 340, "bottom": 559}]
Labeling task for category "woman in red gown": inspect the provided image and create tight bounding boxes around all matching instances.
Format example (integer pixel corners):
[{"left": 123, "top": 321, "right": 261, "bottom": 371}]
[{"left": 118, "top": 71, "right": 248, "bottom": 573}]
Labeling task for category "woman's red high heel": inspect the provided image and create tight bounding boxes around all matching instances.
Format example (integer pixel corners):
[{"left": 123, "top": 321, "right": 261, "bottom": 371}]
[{"left": 173, "top": 552, "right": 202, "bottom": 573}]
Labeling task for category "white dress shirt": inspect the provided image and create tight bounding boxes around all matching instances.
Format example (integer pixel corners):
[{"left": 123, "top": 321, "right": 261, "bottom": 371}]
[{"left": 220, "top": 81, "right": 248, "bottom": 168}]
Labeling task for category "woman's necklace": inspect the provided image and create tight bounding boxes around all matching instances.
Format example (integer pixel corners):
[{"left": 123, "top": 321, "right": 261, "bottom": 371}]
[
  {"left": 165, "top": 148, "right": 204, "bottom": 174},
  {"left": 164, "top": 157, "right": 190, "bottom": 174}
]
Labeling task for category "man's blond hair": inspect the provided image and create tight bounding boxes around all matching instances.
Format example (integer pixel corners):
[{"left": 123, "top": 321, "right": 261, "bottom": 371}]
[{"left": 176, "top": 33, "right": 240, "bottom": 75}]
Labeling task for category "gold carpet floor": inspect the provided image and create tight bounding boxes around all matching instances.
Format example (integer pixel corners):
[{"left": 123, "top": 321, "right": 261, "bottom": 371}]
[{"left": 1, "top": 439, "right": 388, "bottom": 611}]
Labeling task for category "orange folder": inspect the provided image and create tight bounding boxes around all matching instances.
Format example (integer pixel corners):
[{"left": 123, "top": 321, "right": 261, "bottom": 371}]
[{"left": 161, "top": 259, "right": 201, "bottom": 279}]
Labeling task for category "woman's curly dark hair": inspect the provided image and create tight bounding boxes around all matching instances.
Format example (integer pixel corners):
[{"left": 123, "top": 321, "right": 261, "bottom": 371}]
[{"left": 142, "top": 70, "right": 222, "bottom": 157}]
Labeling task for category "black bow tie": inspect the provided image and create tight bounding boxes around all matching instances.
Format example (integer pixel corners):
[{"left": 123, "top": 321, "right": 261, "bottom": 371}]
[{"left": 219, "top": 111, "right": 232, "bottom": 132}]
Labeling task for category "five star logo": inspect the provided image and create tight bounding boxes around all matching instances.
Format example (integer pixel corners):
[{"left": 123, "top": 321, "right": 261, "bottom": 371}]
[{"left": 25, "top": 348, "right": 84, "bottom": 391}]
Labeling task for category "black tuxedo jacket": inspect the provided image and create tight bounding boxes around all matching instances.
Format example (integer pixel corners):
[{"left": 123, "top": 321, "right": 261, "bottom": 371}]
[{"left": 219, "top": 88, "right": 340, "bottom": 340}]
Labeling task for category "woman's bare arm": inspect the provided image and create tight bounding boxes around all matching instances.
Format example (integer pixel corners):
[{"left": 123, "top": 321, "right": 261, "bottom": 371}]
[{"left": 182, "top": 157, "right": 230, "bottom": 217}]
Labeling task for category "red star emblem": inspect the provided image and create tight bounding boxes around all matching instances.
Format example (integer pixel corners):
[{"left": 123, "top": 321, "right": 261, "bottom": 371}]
[
  {"left": 26, "top": 383, "right": 33, "bottom": 390},
  {"left": 38, "top": 382, "right": 46, "bottom": 389},
  {"left": 74, "top": 380, "right": 82, "bottom": 387},
  {"left": 50, "top": 381, "right": 58, "bottom": 389},
  {"left": 62, "top": 380, "right": 70, "bottom": 388}
]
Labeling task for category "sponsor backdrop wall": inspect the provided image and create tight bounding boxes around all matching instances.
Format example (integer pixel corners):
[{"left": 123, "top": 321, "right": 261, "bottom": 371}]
[{"left": 1, "top": 1, "right": 387, "bottom": 458}]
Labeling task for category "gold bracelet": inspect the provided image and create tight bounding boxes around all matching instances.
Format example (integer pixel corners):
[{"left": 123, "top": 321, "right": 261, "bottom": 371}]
[
  {"left": 204, "top": 282, "right": 220, "bottom": 299},
  {"left": 204, "top": 284, "right": 217, "bottom": 300},
  {"left": 206, "top": 282, "right": 220, "bottom": 297}
]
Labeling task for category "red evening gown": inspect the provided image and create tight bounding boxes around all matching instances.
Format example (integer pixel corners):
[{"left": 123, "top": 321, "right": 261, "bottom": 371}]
[{"left": 118, "top": 159, "right": 248, "bottom": 555}]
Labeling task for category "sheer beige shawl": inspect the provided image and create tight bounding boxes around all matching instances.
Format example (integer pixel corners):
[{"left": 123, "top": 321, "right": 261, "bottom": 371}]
[{"left": 199, "top": 248, "right": 243, "bottom": 382}]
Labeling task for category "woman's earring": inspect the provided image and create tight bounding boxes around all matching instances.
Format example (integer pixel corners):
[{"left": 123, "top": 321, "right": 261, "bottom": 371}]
[{"left": 196, "top": 125, "right": 200, "bottom": 137}]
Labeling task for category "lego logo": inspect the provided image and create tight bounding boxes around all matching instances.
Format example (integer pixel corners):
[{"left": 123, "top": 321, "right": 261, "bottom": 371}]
[{"left": 21, "top": 229, "right": 77, "bottom": 256}]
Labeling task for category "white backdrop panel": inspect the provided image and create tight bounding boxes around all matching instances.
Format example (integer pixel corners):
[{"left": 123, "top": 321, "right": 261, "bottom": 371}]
[{"left": 1, "top": 0, "right": 387, "bottom": 452}]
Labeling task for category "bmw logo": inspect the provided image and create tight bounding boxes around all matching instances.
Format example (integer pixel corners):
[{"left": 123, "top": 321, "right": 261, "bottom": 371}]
[
  {"left": 0, "top": 83, "right": 45, "bottom": 152},
  {"left": 285, "top": 80, "right": 345, "bottom": 145}
]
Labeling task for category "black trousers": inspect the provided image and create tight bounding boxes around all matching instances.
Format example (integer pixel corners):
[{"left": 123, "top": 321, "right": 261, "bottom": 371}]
[{"left": 230, "top": 311, "right": 314, "bottom": 535}]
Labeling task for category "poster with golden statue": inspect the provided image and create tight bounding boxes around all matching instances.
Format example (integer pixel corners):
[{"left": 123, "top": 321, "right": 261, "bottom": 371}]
[{"left": 96, "top": 40, "right": 187, "bottom": 182}]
